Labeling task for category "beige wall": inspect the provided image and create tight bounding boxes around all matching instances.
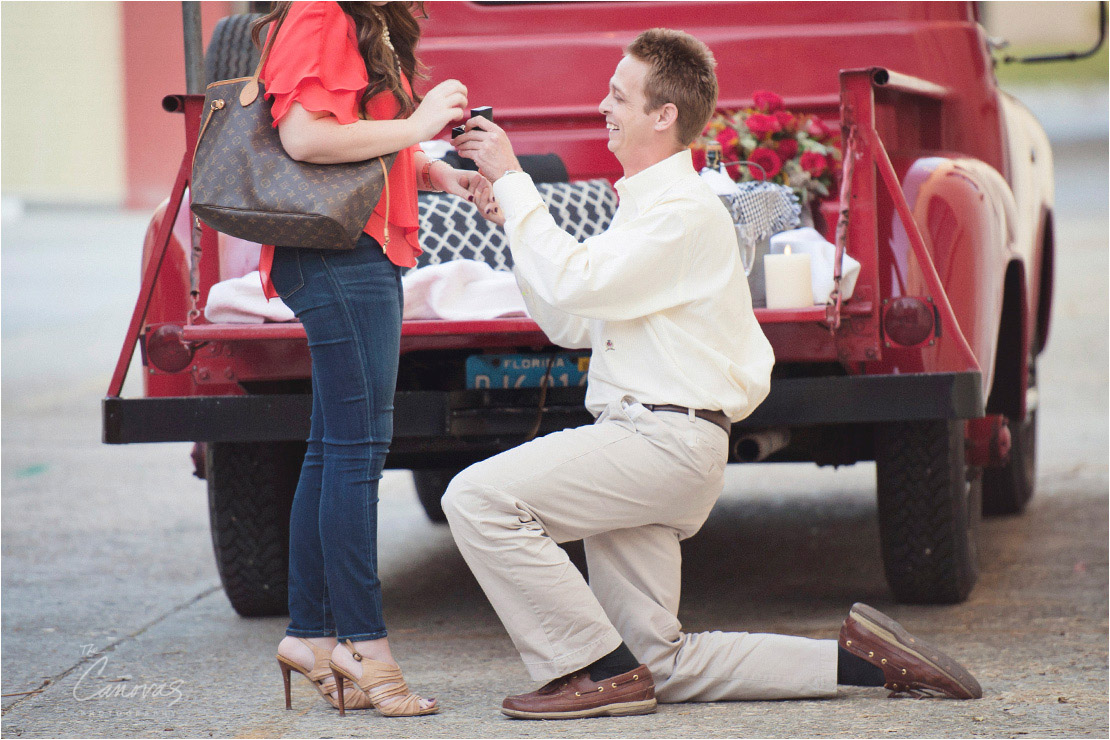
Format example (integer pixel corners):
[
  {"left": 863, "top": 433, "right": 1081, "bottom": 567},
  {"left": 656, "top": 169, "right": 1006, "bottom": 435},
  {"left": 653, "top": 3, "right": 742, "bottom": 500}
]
[
  {"left": 980, "top": 1, "right": 1103, "bottom": 46},
  {"left": 1, "top": 2, "right": 125, "bottom": 204}
]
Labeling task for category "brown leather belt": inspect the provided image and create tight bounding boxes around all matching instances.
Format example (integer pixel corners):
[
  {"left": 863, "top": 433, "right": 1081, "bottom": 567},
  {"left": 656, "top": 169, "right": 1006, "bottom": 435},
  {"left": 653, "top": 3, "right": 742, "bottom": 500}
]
[{"left": 642, "top": 404, "right": 732, "bottom": 435}]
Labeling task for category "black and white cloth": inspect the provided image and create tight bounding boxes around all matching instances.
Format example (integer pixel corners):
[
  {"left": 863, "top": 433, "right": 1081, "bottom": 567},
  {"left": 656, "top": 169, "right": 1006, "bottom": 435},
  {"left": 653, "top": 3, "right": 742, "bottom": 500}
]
[
  {"left": 727, "top": 181, "right": 801, "bottom": 242},
  {"left": 414, "top": 179, "right": 618, "bottom": 273}
]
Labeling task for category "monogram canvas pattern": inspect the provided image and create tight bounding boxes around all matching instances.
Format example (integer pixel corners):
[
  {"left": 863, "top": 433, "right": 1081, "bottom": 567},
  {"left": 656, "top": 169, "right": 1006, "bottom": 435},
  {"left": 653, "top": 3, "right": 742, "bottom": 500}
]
[
  {"left": 191, "top": 77, "right": 396, "bottom": 250},
  {"left": 412, "top": 179, "right": 618, "bottom": 273}
]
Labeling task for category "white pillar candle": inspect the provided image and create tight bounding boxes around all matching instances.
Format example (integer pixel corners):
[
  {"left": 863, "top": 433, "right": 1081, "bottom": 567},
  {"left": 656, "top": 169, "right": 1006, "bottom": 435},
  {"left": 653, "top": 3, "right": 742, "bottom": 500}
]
[{"left": 763, "top": 246, "right": 814, "bottom": 309}]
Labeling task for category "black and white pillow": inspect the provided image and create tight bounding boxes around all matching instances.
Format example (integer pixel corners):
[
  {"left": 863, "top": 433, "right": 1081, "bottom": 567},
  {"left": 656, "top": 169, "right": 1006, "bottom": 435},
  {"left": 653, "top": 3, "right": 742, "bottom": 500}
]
[{"left": 413, "top": 179, "right": 618, "bottom": 273}]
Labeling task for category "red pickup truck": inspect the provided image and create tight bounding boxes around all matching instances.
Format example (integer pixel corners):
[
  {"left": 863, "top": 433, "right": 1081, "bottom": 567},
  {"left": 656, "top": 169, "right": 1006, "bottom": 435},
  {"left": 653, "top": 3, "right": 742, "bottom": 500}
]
[{"left": 104, "top": 1, "right": 1056, "bottom": 617}]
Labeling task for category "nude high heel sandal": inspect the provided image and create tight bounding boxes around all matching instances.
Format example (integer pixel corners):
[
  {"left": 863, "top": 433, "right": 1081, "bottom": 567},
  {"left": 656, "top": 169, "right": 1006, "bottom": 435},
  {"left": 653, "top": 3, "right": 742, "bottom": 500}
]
[
  {"left": 276, "top": 637, "right": 373, "bottom": 711},
  {"left": 329, "top": 639, "right": 439, "bottom": 717}
]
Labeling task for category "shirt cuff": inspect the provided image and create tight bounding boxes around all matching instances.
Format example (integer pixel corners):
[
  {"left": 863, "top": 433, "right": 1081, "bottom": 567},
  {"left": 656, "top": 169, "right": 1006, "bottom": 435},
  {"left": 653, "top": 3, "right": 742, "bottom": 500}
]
[{"left": 493, "top": 171, "right": 545, "bottom": 221}]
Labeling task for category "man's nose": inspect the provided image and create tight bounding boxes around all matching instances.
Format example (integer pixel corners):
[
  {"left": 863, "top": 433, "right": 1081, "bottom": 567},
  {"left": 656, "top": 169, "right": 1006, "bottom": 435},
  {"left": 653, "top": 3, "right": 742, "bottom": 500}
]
[{"left": 598, "top": 96, "right": 611, "bottom": 116}]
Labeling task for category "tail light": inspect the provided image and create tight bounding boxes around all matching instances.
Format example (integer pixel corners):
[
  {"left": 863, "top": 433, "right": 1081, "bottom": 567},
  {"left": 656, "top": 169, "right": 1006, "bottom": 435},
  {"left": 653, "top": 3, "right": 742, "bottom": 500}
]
[
  {"left": 144, "top": 324, "right": 195, "bottom": 373},
  {"left": 882, "top": 296, "right": 938, "bottom": 347}
]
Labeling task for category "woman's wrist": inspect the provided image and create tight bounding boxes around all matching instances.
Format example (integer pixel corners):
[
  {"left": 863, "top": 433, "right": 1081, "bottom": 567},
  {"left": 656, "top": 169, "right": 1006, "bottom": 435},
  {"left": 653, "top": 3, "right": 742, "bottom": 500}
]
[
  {"left": 420, "top": 158, "right": 437, "bottom": 191},
  {"left": 422, "top": 158, "right": 450, "bottom": 191}
]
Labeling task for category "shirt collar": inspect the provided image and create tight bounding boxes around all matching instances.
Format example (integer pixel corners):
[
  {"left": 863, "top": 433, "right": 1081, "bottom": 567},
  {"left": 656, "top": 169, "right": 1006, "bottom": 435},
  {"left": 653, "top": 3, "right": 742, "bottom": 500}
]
[{"left": 614, "top": 149, "right": 695, "bottom": 211}]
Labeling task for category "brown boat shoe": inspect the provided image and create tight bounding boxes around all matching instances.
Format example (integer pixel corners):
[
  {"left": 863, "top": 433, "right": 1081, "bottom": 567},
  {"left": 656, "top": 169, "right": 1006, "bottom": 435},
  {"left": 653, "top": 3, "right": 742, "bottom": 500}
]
[
  {"left": 840, "top": 602, "right": 983, "bottom": 699},
  {"left": 501, "top": 664, "right": 657, "bottom": 720}
]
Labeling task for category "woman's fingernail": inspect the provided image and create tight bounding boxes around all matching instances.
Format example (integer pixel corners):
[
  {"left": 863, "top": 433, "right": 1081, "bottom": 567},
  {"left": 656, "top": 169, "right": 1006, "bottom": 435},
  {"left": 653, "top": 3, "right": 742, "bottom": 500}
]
[{"left": 468, "top": 195, "right": 474, "bottom": 202}]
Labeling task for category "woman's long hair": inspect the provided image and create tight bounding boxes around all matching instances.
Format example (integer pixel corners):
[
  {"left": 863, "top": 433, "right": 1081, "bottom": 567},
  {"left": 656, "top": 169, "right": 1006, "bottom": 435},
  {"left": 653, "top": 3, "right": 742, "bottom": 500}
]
[{"left": 251, "top": 2, "right": 428, "bottom": 119}]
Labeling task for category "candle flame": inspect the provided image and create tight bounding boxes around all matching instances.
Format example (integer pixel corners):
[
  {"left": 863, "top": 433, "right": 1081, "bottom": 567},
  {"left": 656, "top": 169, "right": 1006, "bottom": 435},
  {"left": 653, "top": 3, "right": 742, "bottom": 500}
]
[{"left": 784, "top": 244, "right": 792, "bottom": 255}]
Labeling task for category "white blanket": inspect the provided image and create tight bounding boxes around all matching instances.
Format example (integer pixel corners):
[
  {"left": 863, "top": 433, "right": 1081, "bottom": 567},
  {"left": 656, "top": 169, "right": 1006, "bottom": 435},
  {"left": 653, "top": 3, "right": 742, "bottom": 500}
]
[
  {"left": 769, "top": 227, "right": 862, "bottom": 303},
  {"left": 204, "top": 271, "right": 295, "bottom": 324},
  {"left": 402, "top": 260, "right": 529, "bottom": 320},
  {"left": 204, "top": 260, "right": 528, "bottom": 324}
]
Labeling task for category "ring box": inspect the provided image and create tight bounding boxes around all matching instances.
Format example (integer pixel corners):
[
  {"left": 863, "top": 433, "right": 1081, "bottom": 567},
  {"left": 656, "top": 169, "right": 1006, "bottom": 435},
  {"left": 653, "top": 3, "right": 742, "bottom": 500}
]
[{"left": 453, "top": 107, "right": 494, "bottom": 139}]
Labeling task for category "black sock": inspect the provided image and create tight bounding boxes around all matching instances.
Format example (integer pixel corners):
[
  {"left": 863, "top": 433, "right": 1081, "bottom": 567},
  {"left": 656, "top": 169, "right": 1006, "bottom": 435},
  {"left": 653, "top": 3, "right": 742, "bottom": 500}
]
[
  {"left": 585, "top": 643, "right": 640, "bottom": 682},
  {"left": 837, "top": 645, "right": 886, "bottom": 687}
]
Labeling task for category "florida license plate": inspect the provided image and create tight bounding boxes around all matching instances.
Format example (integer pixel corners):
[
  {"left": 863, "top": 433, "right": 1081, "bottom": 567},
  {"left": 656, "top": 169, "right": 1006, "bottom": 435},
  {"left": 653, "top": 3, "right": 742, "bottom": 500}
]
[{"left": 465, "top": 353, "right": 590, "bottom": 390}]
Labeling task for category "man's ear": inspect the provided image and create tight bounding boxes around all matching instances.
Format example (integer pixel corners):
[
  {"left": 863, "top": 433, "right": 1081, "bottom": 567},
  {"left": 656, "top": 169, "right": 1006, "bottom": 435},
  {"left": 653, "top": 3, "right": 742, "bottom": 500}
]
[{"left": 653, "top": 103, "right": 679, "bottom": 135}]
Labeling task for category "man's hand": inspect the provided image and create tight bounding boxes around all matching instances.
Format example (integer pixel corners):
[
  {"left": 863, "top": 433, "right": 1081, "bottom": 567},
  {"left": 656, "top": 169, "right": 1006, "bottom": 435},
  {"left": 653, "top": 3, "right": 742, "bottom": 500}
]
[{"left": 453, "top": 117, "right": 521, "bottom": 182}]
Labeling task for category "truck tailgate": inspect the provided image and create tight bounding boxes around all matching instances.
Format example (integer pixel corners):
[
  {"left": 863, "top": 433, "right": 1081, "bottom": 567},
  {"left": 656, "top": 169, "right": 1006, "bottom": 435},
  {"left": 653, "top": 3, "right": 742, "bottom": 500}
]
[
  {"left": 181, "top": 317, "right": 549, "bottom": 353},
  {"left": 180, "top": 304, "right": 875, "bottom": 359}
]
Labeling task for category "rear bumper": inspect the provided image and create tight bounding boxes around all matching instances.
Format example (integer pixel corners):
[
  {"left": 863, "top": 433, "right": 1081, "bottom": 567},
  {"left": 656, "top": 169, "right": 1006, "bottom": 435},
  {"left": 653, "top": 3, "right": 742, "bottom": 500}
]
[{"left": 105, "top": 371, "right": 983, "bottom": 457}]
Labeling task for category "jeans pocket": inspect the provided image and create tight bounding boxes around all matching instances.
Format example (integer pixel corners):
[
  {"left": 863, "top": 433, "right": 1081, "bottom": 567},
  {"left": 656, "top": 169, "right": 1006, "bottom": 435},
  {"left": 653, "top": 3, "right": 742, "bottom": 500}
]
[{"left": 271, "top": 247, "right": 305, "bottom": 299}]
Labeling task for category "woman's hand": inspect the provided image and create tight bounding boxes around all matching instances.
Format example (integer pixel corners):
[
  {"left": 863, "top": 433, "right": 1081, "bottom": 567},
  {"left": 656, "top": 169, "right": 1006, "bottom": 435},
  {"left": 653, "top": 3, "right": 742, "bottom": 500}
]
[
  {"left": 411, "top": 79, "right": 468, "bottom": 141},
  {"left": 452, "top": 117, "right": 521, "bottom": 182},
  {"left": 429, "top": 160, "right": 488, "bottom": 200},
  {"left": 471, "top": 177, "right": 504, "bottom": 226}
]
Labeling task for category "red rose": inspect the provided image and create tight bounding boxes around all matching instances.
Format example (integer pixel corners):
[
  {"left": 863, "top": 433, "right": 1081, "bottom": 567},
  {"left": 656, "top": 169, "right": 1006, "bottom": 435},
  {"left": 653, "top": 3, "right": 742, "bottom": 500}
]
[
  {"left": 776, "top": 138, "right": 799, "bottom": 160},
  {"left": 805, "top": 117, "right": 832, "bottom": 139},
  {"left": 774, "top": 110, "right": 797, "bottom": 133},
  {"left": 800, "top": 151, "right": 828, "bottom": 176},
  {"left": 752, "top": 90, "right": 784, "bottom": 113},
  {"left": 715, "top": 128, "right": 741, "bottom": 161},
  {"left": 748, "top": 147, "right": 783, "bottom": 180},
  {"left": 691, "top": 147, "right": 707, "bottom": 172},
  {"left": 745, "top": 113, "right": 782, "bottom": 138}
]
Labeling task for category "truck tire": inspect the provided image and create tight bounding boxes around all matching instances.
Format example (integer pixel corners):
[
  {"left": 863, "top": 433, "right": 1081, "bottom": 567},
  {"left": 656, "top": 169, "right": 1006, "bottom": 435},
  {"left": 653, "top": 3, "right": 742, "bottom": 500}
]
[
  {"left": 982, "top": 359, "right": 1037, "bottom": 515},
  {"left": 206, "top": 441, "right": 303, "bottom": 617},
  {"left": 412, "top": 469, "right": 461, "bottom": 523},
  {"left": 875, "top": 420, "right": 980, "bottom": 604},
  {"left": 204, "top": 14, "right": 261, "bottom": 85}
]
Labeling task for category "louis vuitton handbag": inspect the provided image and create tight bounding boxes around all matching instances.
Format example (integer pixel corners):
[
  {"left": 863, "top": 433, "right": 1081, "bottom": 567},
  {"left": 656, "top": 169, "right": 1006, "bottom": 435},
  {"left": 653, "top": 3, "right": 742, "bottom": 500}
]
[{"left": 191, "top": 11, "right": 396, "bottom": 250}]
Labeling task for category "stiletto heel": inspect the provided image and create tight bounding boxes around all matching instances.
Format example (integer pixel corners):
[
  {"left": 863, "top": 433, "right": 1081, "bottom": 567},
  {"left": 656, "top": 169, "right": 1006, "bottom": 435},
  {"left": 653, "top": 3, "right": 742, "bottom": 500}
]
[
  {"left": 328, "top": 639, "right": 438, "bottom": 717},
  {"left": 332, "top": 666, "right": 348, "bottom": 716},
  {"left": 275, "top": 637, "right": 373, "bottom": 711},
  {"left": 279, "top": 658, "right": 292, "bottom": 710}
]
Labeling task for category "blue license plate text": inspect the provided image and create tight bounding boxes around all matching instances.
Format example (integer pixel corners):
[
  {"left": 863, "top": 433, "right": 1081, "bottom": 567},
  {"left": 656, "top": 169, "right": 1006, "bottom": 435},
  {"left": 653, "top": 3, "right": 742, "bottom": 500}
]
[{"left": 465, "top": 353, "right": 590, "bottom": 389}]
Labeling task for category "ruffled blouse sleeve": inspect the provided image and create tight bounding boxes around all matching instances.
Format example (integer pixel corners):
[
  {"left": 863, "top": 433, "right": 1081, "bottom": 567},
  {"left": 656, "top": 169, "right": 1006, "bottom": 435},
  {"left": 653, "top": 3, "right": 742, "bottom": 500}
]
[{"left": 259, "top": 2, "right": 369, "bottom": 127}]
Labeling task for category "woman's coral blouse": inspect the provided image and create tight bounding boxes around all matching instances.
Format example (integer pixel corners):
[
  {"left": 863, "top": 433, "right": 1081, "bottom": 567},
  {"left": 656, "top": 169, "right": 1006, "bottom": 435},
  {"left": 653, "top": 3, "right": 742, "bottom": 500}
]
[{"left": 256, "top": 1, "right": 421, "bottom": 299}]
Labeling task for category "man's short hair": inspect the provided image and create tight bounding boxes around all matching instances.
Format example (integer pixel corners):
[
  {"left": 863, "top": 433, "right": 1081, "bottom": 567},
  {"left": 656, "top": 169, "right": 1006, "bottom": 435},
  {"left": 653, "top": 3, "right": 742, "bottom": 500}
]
[{"left": 625, "top": 28, "right": 718, "bottom": 147}]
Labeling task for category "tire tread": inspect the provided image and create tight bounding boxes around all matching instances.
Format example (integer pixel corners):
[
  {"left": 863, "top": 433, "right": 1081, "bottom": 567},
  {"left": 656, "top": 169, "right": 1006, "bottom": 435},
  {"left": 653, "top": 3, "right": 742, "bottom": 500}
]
[
  {"left": 875, "top": 420, "right": 979, "bottom": 604},
  {"left": 207, "top": 441, "right": 302, "bottom": 617}
]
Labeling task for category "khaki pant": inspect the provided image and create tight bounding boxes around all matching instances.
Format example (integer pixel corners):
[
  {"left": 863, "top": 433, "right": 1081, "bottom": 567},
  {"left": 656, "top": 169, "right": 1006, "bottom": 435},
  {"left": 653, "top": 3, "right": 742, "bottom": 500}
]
[{"left": 442, "top": 397, "right": 838, "bottom": 702}]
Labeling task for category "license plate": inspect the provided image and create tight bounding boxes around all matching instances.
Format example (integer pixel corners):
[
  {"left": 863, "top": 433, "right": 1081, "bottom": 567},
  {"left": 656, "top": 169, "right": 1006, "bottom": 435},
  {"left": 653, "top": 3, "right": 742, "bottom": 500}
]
[{"left": 466, "top": 352, "right": 590, "bottom": 390}]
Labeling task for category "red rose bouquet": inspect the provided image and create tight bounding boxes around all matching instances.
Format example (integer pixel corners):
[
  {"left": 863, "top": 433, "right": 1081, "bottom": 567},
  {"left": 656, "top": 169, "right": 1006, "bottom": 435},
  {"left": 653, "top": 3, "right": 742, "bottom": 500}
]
[{"left": 691, "top": 89, "right": 842, "bottom": 204}]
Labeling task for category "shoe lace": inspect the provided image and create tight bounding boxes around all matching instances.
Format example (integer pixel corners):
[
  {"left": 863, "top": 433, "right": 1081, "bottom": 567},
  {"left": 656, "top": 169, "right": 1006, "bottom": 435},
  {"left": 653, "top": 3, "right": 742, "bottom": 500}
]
[{"left": 888, "top": 686, "right": 944, "bottom": 699}]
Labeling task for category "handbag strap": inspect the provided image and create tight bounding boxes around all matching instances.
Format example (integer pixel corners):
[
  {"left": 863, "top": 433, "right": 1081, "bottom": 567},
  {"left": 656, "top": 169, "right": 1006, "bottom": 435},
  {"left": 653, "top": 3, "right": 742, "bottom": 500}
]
[
  {"left": 379, "top": 158, "right": 391, "bottom": 250},
  {"left": 239, "top": 5, "right": 291, "bottom": 107}
]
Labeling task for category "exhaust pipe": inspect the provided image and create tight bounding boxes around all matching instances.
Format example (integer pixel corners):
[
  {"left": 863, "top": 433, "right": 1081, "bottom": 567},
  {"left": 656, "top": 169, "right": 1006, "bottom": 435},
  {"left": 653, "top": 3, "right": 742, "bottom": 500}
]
[{"left": 732, "top": 428, "right": 791, "bottom": 463}]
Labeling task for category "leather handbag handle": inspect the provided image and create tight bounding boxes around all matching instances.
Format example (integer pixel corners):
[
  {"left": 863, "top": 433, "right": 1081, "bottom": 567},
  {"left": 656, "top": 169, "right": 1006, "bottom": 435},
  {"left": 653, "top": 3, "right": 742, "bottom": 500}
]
[{"left": 239, "top": 6, "right": 290, "bottom": 107}]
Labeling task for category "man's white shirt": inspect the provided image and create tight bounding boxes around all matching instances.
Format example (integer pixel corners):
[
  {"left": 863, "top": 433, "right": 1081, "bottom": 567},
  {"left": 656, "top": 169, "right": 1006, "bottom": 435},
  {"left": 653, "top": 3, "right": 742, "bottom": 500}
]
[{"left": 492, "top": 149, "right": 775, "bottom": 422}]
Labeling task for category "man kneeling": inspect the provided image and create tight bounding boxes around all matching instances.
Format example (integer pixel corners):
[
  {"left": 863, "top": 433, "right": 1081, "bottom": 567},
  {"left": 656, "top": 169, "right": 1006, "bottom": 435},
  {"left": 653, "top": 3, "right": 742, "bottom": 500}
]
[{"left": 447, "top": 28, "right": 982, "bottom": 719}]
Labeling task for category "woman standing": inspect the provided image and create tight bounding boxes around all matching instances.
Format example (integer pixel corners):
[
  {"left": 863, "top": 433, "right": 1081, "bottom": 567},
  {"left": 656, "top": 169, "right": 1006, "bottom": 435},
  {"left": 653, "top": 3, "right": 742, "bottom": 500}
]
[{"left": 259, "top": 1, "right": 479, "bottom": 717}]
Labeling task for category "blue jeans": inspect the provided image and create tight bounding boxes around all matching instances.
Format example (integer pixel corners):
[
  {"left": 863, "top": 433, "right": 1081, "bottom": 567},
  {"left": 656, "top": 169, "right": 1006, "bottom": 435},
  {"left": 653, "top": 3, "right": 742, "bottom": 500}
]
[{"left": 270, "top": 234, "right": 403, "bottom": 642}]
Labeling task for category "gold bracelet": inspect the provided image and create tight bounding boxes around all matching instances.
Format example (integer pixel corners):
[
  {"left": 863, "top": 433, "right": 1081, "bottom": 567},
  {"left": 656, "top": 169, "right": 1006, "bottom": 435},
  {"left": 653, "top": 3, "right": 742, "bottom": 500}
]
[{"left": 421, "top": 159, "right": 441, "bottom": 191}]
